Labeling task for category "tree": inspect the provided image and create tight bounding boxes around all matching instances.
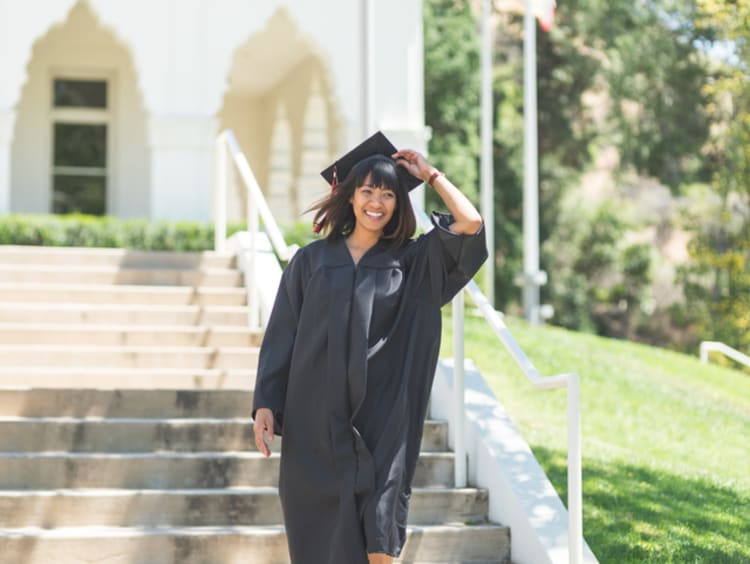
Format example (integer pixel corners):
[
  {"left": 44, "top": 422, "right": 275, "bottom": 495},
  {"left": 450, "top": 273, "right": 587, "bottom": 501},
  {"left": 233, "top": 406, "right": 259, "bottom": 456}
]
[
  {"left": 423, "top": 0, "right": 481, "bottom": 205},
  {"left": 423, "top": 0, "right": 720, "bottom": 347},
  {"left": 675, "top": 0, "right": 750, "bottom": 352}
]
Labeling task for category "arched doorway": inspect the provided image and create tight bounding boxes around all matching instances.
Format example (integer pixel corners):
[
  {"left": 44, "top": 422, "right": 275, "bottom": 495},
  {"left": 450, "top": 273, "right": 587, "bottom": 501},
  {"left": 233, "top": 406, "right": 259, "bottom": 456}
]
[
  {"left": 11, "top": 0, "right": 149, "bottom": 217},
  {"left": 217, "top": 7, "right": 341, "bottom": 225}
]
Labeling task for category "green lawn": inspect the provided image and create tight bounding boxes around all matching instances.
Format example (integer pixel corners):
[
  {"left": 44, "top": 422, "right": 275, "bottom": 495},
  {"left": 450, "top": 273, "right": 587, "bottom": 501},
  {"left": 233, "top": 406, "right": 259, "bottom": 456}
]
[{"left": 440, "top": 310, "right": 750, "bottom": 563}]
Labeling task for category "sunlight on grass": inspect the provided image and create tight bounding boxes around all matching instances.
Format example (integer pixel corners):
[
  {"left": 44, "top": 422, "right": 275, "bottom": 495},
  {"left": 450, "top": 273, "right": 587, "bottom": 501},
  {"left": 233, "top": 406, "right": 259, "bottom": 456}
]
[{"left": 440, "top": 308, "right": 750, "bottom": 563}]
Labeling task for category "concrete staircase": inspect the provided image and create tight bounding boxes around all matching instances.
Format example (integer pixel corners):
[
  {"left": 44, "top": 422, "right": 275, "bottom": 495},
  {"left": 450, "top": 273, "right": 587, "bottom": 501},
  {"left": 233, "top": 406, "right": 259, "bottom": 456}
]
[{"left": 0, "top": 245, "right": 510, "bottom": 563}]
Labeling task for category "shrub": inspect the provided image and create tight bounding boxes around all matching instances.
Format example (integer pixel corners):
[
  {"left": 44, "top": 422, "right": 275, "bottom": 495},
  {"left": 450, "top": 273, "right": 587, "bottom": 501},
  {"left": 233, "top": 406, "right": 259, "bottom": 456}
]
[{"left": 0, "top": 214, "right": 246, "bottom": 251}]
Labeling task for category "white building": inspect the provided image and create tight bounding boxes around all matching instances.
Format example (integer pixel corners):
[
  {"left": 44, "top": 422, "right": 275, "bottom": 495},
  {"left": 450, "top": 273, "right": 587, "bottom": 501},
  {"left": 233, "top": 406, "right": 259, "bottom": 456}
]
[{"left": 0, "top": 0, "right": 427, "bottom": 223}]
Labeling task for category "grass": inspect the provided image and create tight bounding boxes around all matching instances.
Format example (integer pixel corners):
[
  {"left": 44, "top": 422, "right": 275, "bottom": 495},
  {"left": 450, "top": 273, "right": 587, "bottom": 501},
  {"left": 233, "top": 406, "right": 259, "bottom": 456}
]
[{"left": 440, "top": 309, "right": 750, "bottom": 563}]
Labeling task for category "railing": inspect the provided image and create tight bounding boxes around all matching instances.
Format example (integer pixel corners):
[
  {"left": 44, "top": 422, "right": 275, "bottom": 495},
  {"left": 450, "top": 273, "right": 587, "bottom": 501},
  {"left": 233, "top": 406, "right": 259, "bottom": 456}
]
[
  {"left": 414, "top": 208, "right": 583, "bottom": 564},
  {"left": 700, "top": 341, "right": 750, "bottom": 369},
  {"left": 214, "top": 130, "right": 299, "bottom": 328}
]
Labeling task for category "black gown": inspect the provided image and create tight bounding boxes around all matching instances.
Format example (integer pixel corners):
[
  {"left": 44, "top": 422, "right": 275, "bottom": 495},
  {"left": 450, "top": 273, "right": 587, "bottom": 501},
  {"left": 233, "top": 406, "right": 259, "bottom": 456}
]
[{"left": 252, "top": 212, "right": 487, "bottom": 563}]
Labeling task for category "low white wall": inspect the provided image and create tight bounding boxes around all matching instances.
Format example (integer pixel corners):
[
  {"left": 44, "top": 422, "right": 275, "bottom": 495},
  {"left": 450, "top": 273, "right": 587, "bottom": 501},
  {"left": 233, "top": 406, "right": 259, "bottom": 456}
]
[
  {"left": 431, "top": 358, "right": 598, "bottom": 564},
  {"left": 0, "top": 109, "right": 14, "bottom": 214},
  {"left": 226, "top": 231, "right": 284, "bottom": 328}
]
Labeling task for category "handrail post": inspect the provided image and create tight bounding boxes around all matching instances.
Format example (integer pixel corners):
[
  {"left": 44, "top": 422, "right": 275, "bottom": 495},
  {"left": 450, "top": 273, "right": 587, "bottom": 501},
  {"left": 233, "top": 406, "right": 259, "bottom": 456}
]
[
  {"left": 568, "top": 373, "right": 583, "bottom": 564},
  {"left": 247, "top": 183, "right": 260, "bottom": 330},
  {"left": 453, "top": 289, "right": 467, "bottom": 488},
  {"left": 214, "top": 133, "right": 227, "bottom": 252}
]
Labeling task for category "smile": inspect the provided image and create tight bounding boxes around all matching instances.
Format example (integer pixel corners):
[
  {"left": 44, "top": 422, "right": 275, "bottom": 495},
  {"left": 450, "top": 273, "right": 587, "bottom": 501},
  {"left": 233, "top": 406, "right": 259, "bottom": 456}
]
[{"left": 365, "top": 211, "right": 384, "bottom": 218}]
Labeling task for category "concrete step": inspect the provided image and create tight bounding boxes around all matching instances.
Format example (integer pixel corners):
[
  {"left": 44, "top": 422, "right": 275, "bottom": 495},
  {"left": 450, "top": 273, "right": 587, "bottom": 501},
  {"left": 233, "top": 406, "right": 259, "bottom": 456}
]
[
  {"left": 0, "top": 368, "right": 256, "bottom": 389},
  {"left": 0, "top": 283, "right": 247, "bottom": 306},
  {"left": 0, "top": 523, "right": 510, "bottom": 563},
  {"left": 0, "top": 264, "right": 243, "bottom": 287},
  {"left": 0, "top": 246, "right": 236, "bottom": 269},
  {"left": 0, "top": 324, "right": 262, "bottom": 347},
  {"left": 0, "top": 345, "right": 259, "bottom": 370},
  {"left": 0, "top": 487, "right": 488, "bottom": 527},
  {"left": 0, "top": 388, "right": 254, "bottom": 418},
  {"left": 0, "top": 303, "right": 250, "bottom": 326},
  {"left": 0, "top": 417, "right": 256, "bottom": 453},
  {"left": 0, "top": 418, "right": 447, "bottom": 453},
  {"left": 0, "top": 452, "right": 454, "bottom": 489}
]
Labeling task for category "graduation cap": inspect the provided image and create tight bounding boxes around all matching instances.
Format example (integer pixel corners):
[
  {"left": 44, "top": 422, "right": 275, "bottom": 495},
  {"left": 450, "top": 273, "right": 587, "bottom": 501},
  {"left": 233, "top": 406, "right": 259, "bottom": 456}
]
[{"left": 320, "top": 131, "right": 423, "bottom": 193}]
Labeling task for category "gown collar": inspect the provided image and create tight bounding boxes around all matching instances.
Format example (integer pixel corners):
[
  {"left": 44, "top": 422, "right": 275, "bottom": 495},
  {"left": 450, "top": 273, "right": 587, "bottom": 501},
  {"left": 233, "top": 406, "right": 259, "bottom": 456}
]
[{"left": 326, "top": 237, "right": 402, "bottom": 269}]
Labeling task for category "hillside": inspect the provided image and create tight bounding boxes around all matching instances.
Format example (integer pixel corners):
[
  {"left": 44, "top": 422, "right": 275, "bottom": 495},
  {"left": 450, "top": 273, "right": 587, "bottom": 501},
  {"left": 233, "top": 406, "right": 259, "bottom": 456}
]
[{"left": 440, "top": 311, "right": 750, "bottom": 563}]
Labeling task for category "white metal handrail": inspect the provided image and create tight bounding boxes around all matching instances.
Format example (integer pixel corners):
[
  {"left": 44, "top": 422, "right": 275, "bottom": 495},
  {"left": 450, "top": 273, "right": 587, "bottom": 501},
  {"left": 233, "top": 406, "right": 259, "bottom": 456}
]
[
  {"left": 214, "top": 130, "right": 299, "bottom": 328},
  {"left": 700, "top": 341, "right": 750, "bottom": 369},
  {"left": 415, "top": 207, "right": 583, "bottom": 564}
]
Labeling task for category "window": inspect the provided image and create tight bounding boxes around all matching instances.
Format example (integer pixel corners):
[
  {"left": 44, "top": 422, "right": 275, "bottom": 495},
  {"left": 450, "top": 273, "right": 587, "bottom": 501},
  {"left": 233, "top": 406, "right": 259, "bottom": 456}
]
[
  {"left": 51, "top": 78, "right": 109, "bottom": 215},
  {"left": 54, "top": 79, "right": 107, "bottom": 109}
]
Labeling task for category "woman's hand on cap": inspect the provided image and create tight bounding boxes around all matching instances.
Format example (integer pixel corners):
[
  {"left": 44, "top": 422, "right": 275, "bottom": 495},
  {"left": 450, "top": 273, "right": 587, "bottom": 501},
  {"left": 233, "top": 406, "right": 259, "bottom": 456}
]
[{"left": 392, "top": 149, "right": 434, "bottom": 182}]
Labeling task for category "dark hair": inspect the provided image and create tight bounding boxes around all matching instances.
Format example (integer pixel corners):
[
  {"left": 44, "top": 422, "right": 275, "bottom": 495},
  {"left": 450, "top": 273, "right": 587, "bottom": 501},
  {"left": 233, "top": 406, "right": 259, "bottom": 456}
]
[{"left": 309, "top": 155, "right": 417, "bottom": 249}]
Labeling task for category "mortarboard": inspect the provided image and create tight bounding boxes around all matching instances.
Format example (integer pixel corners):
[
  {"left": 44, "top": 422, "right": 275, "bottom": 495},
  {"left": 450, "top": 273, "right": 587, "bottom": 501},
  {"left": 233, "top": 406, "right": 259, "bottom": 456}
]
[{"left": 320, "top": 131, "right": 423, "bottom": 192}]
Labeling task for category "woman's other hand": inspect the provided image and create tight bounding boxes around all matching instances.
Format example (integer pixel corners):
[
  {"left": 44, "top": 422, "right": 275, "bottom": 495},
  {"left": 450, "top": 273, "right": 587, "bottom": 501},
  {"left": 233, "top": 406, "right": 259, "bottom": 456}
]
[{"left": 253, "top": 408, "right": 275, "bottom": 458}]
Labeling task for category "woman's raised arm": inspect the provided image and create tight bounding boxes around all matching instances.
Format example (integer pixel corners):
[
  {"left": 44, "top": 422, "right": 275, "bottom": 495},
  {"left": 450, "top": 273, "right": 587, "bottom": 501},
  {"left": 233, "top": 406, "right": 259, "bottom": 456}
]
[{"left": 392, "top": 149, "right": 483, "bottom": 235}]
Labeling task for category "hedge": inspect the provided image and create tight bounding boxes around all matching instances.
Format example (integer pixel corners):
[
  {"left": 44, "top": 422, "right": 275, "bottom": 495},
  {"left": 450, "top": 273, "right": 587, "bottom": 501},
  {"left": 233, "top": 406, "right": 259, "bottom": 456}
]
[{"left": 0, "top": 214, "right": 318, "bottom": 252}]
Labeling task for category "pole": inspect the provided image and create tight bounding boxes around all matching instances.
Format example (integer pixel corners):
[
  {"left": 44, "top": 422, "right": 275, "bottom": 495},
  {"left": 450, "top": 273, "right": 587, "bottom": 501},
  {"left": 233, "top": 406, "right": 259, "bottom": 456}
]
[
  {"left": 481, "top": 0, "right": 495, "bottom": 307},
  {"left": 452, "top": 291, "right": 466, "bottom": 488},
  {"left": 363, "top": 0, "right": 375, "bottom": 135},
  {"left": 522, "top": 0, "right": 541, "bottom": 324},
  {"left": 214, "top": 133, "right": 227, "bottom": 252},
  {"left": 248, "top": 193, "right": 260, "bottom": 330},
  {"left": 568, "top": 373, "right": 583, "bottom": 564}
]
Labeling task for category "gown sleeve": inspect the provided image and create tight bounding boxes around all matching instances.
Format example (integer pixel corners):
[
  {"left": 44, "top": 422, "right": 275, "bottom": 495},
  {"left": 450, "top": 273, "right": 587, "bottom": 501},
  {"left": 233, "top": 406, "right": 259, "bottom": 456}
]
[
  {"left": 423, "top": 211, "right": 488, "bottom": 307},
  {"left": 251, "top": 249, "right": 307, "bottom": 435}
]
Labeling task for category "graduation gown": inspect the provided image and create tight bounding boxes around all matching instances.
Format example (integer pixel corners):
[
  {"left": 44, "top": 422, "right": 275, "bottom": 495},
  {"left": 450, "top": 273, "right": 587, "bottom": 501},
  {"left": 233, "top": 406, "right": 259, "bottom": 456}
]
[{"left": 252, "top": 212, "right": 487, "bottom": 563}]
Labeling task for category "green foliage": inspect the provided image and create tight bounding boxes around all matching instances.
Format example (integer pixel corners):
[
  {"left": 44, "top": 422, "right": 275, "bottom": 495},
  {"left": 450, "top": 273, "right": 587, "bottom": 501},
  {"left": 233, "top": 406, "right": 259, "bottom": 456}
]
[
  {"left": 697, "top": 0, "right": 750, "bottom": 198},
  {"left": 486, "top": 0, "right": 711, "bottom": 317},
  {"left": 547, "top": 0, "right": 713, "bottom": 190},
  {"left": 0, "top": 214, "right": 244, "bottom": 251},
  {"left": 505, "top": 0, "right": 716, "bottom": 341},
  {"left": 280, "top": 222, "right": 320, "bottom": 250},
  {"left": 423, "top": 0, "right": 481, "bottom": 205},
  {"left": 422, "top": 0, "right": 743, "bottom": 349},
  {"left": 678, "top": 220, "right": 750, "bottom": 353},
  {"left": 489, "top": 60, "right": 524, "bottom": 308},
  {"left": 543, "top": 203, "right": 655, "bottom": 339},
  {"left": 673, "top": 0, "right": 750, "bottom": 352}
]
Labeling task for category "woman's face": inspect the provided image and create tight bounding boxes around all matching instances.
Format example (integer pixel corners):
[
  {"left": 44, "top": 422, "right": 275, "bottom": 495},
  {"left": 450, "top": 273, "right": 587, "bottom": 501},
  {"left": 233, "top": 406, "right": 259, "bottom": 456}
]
[{"left": 349, "top": 173, "right": 397, "bottom": 236}]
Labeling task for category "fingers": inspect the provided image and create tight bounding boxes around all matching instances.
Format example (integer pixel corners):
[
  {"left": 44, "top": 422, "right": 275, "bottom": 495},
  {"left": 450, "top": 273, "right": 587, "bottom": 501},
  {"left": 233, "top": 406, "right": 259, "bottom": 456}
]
[
  {"left": 253, "top": 424, "right": 269, "bottom": 457},
  {"left": 392, "top": 149, "right": 421, "bottom": 165},
  {"left": 392, "top": 149, "right": 426, "bottom": 163},
  {"left": 392, "top": 148, "right": 420, "bottom": 159},
  {"left": 392, "top": 149, "right": 431, "bottom": 179},
  {"left": 253, "top": 410, "right": 274, "bottom": 458}
]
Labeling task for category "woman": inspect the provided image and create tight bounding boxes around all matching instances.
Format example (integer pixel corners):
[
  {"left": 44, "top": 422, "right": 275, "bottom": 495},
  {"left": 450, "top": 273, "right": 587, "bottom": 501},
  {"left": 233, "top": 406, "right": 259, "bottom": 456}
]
[{"left": 252, "top": 132, "right": 487, "bottom": 564}]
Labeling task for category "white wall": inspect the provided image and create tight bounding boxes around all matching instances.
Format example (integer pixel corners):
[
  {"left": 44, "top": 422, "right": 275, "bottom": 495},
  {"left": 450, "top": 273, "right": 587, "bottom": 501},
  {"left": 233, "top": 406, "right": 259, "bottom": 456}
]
[
  {"left": 0, "top": 0, "right": 77, "bottom": 214},
  {"left": 79, "top": 0, "right": 366, "bottom": 221},
  {"left": 1, "top": 0, "right": 426, "bottom": 221},
  {"left": 9, "top": 1, "right": 149, "bottom": 217}
]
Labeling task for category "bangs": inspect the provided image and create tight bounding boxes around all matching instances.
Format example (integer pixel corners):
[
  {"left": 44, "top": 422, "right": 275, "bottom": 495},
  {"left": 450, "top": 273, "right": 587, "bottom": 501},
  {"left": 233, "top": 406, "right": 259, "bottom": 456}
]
[{"left": 352, "top": 155, "right": 402, "bottom": 193}]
